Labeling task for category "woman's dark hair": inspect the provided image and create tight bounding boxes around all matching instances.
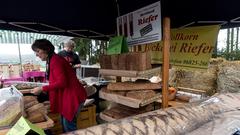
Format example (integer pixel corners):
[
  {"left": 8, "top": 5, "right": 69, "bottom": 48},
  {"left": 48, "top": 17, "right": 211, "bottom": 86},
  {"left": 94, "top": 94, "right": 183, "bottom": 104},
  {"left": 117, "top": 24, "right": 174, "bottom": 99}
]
[{"left": 31, "top": 39, "right": 55, "bottom": 54}]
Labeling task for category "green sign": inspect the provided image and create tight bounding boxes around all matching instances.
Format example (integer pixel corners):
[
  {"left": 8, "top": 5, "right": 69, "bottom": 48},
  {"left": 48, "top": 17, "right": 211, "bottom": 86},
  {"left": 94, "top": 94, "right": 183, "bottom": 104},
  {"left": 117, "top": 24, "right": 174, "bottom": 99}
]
[
  {"left": 6, "top": 116, "right": 45, "bottom": 135},
  {"left": 107, "top": 36, "right": 129, "bottom": 55}
]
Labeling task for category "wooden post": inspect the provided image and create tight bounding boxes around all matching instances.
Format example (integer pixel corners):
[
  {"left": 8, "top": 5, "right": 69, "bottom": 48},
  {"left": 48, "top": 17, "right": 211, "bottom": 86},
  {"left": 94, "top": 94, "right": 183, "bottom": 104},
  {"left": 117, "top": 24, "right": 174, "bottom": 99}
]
[
  {"left": 116, "top": 76, "right": 122, "bottom": 82},
  {"left": 162, "top": 17, "right": 170, "bottom": 109},
  {"left": 133, "top": 46, "right": 137, "bottom": 52}
]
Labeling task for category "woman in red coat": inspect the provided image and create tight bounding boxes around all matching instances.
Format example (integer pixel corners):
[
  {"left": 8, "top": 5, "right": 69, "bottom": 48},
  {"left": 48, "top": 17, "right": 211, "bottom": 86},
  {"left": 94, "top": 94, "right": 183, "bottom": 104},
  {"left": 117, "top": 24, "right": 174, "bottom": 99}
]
[{"left": 31, "top": 39, "right": 87, "bottom": 133}]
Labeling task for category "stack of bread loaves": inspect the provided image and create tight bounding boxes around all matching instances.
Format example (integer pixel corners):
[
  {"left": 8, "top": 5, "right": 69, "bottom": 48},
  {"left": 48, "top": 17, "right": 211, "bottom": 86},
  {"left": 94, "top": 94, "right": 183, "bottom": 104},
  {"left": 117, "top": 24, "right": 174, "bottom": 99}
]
[{"left": 23, "top": 96, "right": 47, "bottom": 123}]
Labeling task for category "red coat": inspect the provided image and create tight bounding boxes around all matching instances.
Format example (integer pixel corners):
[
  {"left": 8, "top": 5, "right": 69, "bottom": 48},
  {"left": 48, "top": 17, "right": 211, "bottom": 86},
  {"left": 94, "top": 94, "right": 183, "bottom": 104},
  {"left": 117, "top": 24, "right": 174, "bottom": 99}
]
[{"left": 42, "top": 54, "right": 87, "bottom": 121}]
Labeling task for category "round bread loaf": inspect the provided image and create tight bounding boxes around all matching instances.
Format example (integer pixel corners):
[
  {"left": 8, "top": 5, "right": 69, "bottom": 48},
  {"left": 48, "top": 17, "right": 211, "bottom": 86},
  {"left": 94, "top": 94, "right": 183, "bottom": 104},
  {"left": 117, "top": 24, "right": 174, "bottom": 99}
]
[
  {"left": 23, "top": 96, "right": 37, "bottom": 104},
  {"left": 24, "top": 100, "right": 39, "bottom": 109},
  {"left": 26, "top": 111, "right": 46, "bottom": 123},
  {"left": 25, "top": 103, "right": 45, "bottom": 114}
]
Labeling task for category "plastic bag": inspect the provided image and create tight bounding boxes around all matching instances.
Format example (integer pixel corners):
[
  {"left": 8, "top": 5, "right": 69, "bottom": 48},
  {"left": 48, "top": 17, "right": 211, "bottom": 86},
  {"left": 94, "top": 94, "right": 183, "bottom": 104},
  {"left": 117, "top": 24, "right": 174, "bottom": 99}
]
[{"left": 0, "top": 86, "right": 24, "bottom": 129}]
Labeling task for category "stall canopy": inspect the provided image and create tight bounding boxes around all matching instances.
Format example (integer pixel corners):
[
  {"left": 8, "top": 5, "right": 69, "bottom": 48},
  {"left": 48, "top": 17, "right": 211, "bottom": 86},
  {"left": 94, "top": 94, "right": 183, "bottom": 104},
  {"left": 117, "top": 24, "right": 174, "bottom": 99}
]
[
  {"left": 0, "top": 30, "right": 72, "bottom": 45},
  {"left": 0, "top": 0, "right": 239, "bottom": 40}
]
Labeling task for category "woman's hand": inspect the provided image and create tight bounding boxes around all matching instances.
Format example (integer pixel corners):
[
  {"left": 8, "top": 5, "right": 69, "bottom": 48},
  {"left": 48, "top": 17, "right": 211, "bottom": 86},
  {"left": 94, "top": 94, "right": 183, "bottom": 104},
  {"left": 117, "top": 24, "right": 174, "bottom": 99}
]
[
  {"left": 73, "top": 64, "right": 81, "bottom": 68},
  {"left": 31, "top": 87, "right": 43, "bottom": 95}
]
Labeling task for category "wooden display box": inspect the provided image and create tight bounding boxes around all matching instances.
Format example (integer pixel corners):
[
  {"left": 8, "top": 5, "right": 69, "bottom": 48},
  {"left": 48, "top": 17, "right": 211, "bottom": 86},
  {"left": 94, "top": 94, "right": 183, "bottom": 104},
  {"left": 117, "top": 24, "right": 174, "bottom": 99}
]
[
  {"left": 77, "top": 104, "right": 97, "bottom": 129},
  {"left": 99, "top": 67, "right": 161, "bottom": 78},
  {"left": 118, "top": 53, "right": 127, "bottom": 70},
  {"left": 48, "top": 104, "right": 97, "bottom": 134},
  {"left": 100, "top": 103, "right": 155, "bottom": 122},
  {"left": 110, "top": 54, "right": 119, "bottom": 70},
  {"left": 99, "top": 52, "right": 152, "bottom": 71},
  {"left": 126, "top": 52, "right": 152, "bottom": 71},
  {"left": 99, "top": 87, "right": 162, "bottom": 108},
  {"left": 99, "top": 55, "right": 112, "bottom": 69}
]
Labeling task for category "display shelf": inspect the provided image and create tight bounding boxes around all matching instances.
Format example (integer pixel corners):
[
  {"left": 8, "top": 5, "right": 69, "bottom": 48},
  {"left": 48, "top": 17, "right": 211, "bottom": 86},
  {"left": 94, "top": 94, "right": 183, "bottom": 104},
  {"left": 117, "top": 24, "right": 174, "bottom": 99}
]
[
  {"left": 168, "top": 100, "right": 187, "bottom": 107},
  {"left": 99, "top": 113, "right": 116, "bottom": 122},
  {"left": 99, "top": 103, "right": 156, "bottom": 122},
  {"left": 156, "top": 99, "right": 188, "bottom": 107},
  {"left": 99, "top": 87, "right": 162, "bottom": 108},
  {"left": 177, "top": 86, "right": 206, "bottom": 94},
  {"left": 99, "top": 67, "right": 161, "bottom": 78},
  {"left": 99, "top": 67, "right": 162, "bottom": 120}
]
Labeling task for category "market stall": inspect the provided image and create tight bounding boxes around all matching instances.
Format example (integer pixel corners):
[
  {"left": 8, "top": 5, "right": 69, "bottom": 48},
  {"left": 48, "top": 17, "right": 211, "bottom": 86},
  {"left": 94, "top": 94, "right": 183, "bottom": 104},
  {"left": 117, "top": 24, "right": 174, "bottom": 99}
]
[
  {"left": 63, "top": 93, "right": 240, "bottom": 135},
  {"left": 0, "top": 0, "right": 240, "bottom": 134}
]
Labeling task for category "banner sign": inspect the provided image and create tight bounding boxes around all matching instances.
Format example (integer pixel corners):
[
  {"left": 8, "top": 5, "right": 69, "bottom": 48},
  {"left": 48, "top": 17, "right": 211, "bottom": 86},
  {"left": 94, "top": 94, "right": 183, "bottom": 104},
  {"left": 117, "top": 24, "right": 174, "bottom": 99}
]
[
  {"left": 141, "top": 25, "right": 220, "bottom": 69},
  {"left": 117, "top": 1, "right": 162, "bottom": 46}
]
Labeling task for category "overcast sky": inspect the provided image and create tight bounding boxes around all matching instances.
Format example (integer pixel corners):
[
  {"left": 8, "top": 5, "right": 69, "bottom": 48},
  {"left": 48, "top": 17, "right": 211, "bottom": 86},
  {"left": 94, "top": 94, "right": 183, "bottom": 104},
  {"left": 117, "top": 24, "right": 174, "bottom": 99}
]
[
  {"left": 0, "top": 43, "right": 33, "bottom": 55},
  {"left": 217, "top": 29, "right": 227, "bottom": 50}
]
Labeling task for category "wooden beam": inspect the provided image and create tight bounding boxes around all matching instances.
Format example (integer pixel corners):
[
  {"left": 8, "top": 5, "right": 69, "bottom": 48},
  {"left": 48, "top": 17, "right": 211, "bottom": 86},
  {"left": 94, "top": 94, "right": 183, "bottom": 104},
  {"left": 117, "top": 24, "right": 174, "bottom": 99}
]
[
  {"left": 162, "top": 17, "right": 171, "bottom": 109},
  {"left": 177, "top": 86, "right": 206, "bottom": 94}
]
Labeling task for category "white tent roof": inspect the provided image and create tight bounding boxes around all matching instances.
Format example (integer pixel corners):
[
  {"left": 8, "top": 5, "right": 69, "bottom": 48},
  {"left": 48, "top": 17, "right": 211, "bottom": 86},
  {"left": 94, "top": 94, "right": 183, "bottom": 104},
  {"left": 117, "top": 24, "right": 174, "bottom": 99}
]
[{"left": 0, "top": 30, "right": 73, "bottom": 46}]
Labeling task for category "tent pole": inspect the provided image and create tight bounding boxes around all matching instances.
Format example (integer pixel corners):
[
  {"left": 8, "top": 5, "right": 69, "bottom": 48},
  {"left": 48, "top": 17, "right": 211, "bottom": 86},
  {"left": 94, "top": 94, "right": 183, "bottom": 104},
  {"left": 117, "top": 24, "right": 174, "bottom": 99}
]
[
  {"left": 162, "top": 17, "right": 170, "bottom": 109},
  {"left": 16, "top": 33, "right": 23, "bottom": 77},
  {"left": 115, "top": 0, "right": 120, "bottom": 17}
]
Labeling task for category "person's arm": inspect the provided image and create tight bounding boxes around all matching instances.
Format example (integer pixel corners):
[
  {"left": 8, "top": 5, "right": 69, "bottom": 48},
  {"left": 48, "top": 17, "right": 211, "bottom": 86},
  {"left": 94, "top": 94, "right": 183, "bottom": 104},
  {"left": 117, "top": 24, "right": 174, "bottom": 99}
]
[
  {"left": 73, "top": 64, "right": 81, "bottom": 68},
  {"left": 42, "top": 60, "right": 68, "bottom": 92},
  {"left": 73, "top": 53, "right": 81, "bottom": 68}
]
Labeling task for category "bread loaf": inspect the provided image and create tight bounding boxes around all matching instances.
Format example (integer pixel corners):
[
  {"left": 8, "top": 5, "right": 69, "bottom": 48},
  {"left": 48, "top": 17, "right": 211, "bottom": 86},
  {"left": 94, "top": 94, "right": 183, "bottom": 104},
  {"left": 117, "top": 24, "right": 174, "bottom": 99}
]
[
  {"left": 23, "top": 96, "right": 37, "bottom": 104},
  {"left": 26, "top": 103, "right": 46, "bottom": 114},
  {"left": 102, "top": 88, "right": 127, "bottom": 96},
  {"left": 24, "top": 100, "right": 39, "bottom": 109},
  {"left": 176, "top": 95, "right": 191, "bottom": 102},
  {"left": 107, "top": 82, "right": 161, "bottom": 91},
  {"left": 26, "top": 111, "right": 46, "bottom": 123},
  {"left": 126, "top": 90, "right": 156, "bottom": 100}
]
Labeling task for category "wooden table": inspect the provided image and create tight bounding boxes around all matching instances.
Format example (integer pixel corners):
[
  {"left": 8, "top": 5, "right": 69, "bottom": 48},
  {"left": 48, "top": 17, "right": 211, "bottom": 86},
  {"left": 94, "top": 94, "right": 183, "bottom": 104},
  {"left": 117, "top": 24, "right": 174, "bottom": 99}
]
[
  {"left": 23, "top": 71, "right": 45, "bottom": 82},
  {"left": 1, "top": 77, "right": 24, "bottom": 85}
]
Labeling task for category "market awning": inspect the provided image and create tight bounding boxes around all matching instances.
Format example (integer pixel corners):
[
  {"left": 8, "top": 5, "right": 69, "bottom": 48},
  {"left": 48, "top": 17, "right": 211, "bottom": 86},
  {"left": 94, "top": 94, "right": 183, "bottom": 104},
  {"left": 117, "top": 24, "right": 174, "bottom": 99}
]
[
  {"left": 0, "top": 0, "right": 239, "bottom": 40},
  {"left": 0, "top": 30, "right": 72, "bottom": 45}
]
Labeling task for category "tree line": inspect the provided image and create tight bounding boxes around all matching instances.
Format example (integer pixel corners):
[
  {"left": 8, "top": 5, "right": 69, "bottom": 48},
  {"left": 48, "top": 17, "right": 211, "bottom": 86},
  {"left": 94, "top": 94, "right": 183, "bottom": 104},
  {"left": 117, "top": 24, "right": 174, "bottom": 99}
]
[{"left": 215, "top": 27, "right": 240, "bottom": 60}]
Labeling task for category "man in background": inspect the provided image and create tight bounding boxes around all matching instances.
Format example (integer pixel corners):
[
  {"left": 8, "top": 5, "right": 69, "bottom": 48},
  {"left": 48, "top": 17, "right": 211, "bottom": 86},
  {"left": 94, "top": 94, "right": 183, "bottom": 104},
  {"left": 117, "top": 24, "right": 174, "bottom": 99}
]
[{"left": 58, "top": 40, "right": 81, "bottom": 72}]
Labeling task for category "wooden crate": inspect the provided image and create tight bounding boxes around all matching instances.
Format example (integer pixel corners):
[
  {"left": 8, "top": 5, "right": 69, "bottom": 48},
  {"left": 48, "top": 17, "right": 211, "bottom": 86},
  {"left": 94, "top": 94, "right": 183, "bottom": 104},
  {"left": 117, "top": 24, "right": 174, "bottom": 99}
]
[
  {"left": 118, "top": 53, "right": 127, "bottom": 70},
  {"left": 126, "top": 52, "right": 152, "bottom": 71},
  {"left": 48, "top": 104, "right": 97, "bottom": 134},
  {"left": 77, "top": 104, "right": 97, "bottom": 129},
  {"left": 48, "top": 113, "right": 62, "bottom": 135},
  {"left": 100, "top": 52, "right": 151, "bottom": 71},
  {"left": 100, "top": 103, "right": 155, "bottom": 122},
  {"left": 99, "top": 55, "right": 112, "bottom": 69},
  {"left": 110, "top": 54, "right": 119, "bottom": 70}
]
